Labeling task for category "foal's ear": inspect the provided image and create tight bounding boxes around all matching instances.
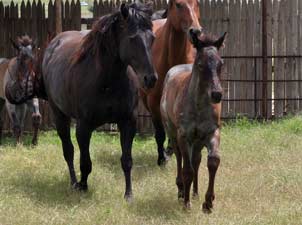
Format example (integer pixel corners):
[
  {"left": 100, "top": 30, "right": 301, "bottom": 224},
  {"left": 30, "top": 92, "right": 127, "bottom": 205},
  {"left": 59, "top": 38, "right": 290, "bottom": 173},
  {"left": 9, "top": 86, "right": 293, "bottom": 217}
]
[
  {"left": 121, "top": 2, "right": 129, "bottom": 19},
  {"left": 214, "top": 32, "right": 227, "bottom": 50},
  {"left": 9, "top": 37, "right": 20, "bottom": 51},
  {"left": 189, "top": 28, "right": 202, "bottom": 50}
]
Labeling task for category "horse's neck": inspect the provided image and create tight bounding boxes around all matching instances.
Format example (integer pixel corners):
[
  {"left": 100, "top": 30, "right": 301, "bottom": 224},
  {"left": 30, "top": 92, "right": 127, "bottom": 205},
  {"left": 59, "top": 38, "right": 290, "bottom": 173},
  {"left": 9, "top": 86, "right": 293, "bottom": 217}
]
[{"left": 161, "top": 20, "right": 194, "bottom": 68}]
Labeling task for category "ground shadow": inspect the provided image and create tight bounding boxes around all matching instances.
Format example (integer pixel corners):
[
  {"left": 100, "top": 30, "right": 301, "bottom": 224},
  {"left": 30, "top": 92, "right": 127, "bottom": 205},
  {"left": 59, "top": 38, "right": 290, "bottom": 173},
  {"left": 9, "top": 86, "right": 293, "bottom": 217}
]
[{"left": 5, "top": 170, "right": 93, "bottom": 207}]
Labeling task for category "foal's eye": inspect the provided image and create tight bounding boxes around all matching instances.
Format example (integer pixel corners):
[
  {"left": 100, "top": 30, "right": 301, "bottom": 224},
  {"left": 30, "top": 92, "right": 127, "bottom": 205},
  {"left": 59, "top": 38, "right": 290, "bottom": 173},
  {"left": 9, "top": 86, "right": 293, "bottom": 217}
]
[{"left": 175, "top": 2, "right": 183, "bottom": 9}]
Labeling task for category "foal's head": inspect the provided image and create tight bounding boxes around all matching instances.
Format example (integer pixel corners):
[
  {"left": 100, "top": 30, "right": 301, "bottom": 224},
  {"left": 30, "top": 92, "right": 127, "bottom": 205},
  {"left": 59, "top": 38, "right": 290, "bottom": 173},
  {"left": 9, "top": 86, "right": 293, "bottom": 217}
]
[
  {"left": 189, "top": 29, "right": 226, "bottom": 103},
  {"left": 10, "top": 35, "right": 36, "bottom": 62},
  {"left": 168, "top": 0, "right": 201, "bottom": 33}
]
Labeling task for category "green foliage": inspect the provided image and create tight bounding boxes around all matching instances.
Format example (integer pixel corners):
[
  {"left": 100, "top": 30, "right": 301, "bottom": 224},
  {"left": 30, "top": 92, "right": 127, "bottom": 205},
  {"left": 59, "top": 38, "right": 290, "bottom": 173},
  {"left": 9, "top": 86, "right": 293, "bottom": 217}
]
[{"left": 0, "top": 116, "right": 302, "bottom": 224}]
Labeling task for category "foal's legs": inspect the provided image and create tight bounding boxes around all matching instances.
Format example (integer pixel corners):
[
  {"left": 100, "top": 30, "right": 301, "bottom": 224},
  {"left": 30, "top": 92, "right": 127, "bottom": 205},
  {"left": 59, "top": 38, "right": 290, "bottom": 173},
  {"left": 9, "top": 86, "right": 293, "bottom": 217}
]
[
  {"left": 118, "top": 117, "right": 136, "bottom": 201},
  {"left": 6, "top": 102, "right": 22, "bottom": 143},
  {"left": 75, "top": 121, "right": 92, "bottom": 191},
  {"left": 174, "top": 143, "right": 184, "bottom": 200},
  {"left": 52, "top": 105, "right": 77, "bottom": 186},
  {"left": 178, "top": 135, "right": 194, "bottom": 209},
  {"left": 203, "top": 130, "right": 221, "bottom": 213},
  {"left": 27, "top": 98, "right": 41, "bottom": 145},
  {"left": 0, "top": 98, "right": 5, "bottom": 144},
  {"left": 192, "top": 149, "right": 202, "bottom": 198}
]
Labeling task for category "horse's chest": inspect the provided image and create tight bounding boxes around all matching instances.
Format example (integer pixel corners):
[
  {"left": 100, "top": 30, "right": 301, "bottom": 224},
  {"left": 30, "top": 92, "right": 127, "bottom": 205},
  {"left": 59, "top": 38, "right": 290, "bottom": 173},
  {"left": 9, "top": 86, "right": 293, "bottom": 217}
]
[{"left": 180, "top": 114, "right": 217, "bottom": 145}]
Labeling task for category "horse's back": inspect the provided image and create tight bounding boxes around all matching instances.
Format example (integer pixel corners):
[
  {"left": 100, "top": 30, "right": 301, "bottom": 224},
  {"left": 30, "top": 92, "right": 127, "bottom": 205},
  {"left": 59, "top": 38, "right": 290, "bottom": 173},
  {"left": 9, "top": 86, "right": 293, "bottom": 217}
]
[
  {"left": 161, "top": 64, "right": 192, "bottom": 133},
  {"left": 42, "top": 30, "right": 90, "bottom": 115}
]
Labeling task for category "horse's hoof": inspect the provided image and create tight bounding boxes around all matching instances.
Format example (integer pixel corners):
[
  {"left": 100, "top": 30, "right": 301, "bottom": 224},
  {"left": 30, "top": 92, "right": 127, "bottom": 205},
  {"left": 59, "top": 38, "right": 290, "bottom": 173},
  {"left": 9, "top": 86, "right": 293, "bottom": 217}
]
[
  {"left": 202, "top": 202, "right": 213, "bottom": 214},
  {"left": 178, "top": 191, "right": 184, "bottom": 200},
  {"left": 184, "top": 201, "right": 192, "bottom": 210},
  {"left": 73, "top": 182, "right": 88, "bottom": 192},
  {"left": 157, "top": 154, "right": 169, "bottom": 166},
  {"left": 124, "top": 192, "right": 133, "bottom": 202},
  {"left": 165, "top": 146, "right": 174, "bottom": 156},
  {"left": 192, "top": 192, "right": 199, "bottom": 200},
  {"left": 31, "top": 140, "right": 38, "bottom": 146}
]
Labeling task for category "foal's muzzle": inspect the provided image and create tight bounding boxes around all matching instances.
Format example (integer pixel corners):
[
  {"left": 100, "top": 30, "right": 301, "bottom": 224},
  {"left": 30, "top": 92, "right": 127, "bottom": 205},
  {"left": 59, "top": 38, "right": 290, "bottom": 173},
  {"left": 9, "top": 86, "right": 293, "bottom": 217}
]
[
  {"left": 211, "top": 91, "right": 222, "bottom": 103},
  {"left": 144, "top": 74, "right": 157, "bottom": 89}
]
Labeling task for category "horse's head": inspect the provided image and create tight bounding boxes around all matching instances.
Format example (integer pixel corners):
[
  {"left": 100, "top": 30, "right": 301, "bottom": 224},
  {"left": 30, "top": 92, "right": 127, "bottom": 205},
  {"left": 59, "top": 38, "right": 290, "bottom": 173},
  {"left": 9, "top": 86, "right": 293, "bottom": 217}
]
[
  {"left": 118, "top": 2, "right": 157, "bottom": 89},
  {"left": 168, "top": 0, "right": 201, "bottom": 33},
  {"left": 189, "top": 29, "right": 226, "bottom": 104},
  {"left": 6, "top": 35, "right": 37, "bottom": 104}
]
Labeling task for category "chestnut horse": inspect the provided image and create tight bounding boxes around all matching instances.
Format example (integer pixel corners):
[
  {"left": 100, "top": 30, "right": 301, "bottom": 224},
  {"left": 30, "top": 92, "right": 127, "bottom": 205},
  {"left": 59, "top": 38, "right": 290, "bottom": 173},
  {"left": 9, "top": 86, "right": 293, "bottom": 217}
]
[
  {"left": 0, "top": 36, "right": 41, "bottom": 145},
  {"left": 141, "top": 0, "right": 202, "bottom": 165},
  {"left": 160, "top": 30, "right": 226, "bottom": 212},
  {"left": 6, "top": 2, "right": 157, "bottom": 200}
]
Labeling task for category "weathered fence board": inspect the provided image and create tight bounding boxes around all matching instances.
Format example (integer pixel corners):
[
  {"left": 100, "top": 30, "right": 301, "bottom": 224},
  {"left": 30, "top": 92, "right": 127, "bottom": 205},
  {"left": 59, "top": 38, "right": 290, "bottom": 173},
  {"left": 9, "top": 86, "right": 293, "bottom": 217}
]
[{"left": 0, "top": 0, "right": 301, "bottom": 134}]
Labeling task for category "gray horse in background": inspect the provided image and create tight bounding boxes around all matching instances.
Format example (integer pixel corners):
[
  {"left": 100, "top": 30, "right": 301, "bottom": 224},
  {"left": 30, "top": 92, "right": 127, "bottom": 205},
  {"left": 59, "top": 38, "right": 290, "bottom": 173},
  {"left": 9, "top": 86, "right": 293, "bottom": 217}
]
[{"left": 0, "top": 35, "right": 41, "bottom": 145}]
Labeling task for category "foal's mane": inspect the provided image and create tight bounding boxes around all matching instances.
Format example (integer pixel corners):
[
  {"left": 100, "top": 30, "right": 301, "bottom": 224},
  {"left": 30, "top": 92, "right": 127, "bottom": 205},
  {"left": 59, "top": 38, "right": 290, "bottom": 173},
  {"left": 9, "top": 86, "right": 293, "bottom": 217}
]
[
  {"left": 198, "top": 33, "right": 218, "bottom": 48},
  {"left": 73, "top": 2, "right": 153, "bottom": 66},
  {"left": 17, "top": 35, "right": 33, "bottom": 47}
]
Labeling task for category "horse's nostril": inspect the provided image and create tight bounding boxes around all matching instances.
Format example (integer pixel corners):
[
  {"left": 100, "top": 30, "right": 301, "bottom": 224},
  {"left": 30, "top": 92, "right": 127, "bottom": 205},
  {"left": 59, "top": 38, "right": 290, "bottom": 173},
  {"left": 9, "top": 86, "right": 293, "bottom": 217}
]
[
  {"left": 211, "top": 92, "right": 222, "bottom": 103},
  {"left": 144, "top": 75, "right": 157, "bottom": 89}
]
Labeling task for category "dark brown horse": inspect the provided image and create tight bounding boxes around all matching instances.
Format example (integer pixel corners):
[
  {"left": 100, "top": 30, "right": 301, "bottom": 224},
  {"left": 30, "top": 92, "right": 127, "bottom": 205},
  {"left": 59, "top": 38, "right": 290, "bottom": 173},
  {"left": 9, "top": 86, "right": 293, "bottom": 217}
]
[
  {"left": 6, "top": 2, "right": 157, "bottom": 200},
  {"left": 160, "top": 30, "right": 226, "bottom": 212},
  {"left": 141, "top": 0, "right": 202, "bottom": 165}
]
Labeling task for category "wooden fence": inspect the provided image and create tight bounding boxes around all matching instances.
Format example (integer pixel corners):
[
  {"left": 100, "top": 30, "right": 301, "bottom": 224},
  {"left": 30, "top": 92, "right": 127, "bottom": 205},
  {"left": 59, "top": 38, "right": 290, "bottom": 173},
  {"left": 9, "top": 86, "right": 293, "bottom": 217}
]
[{"left": 0, "top": 0, "right": 301, "bottom": 134}]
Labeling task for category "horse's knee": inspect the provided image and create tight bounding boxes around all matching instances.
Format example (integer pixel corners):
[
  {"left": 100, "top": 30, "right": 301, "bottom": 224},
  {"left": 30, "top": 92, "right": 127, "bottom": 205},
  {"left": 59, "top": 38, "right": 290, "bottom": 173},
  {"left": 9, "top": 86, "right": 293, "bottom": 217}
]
[
  {"left": 207, "top": 156, "right": 220, "bottom": 173},
  {"left": 32, "top": 113, "right": 41, "bottom": 127},
  {"left": 80, "top": 158, "right": 92, "bottom": 175},
  {"left": 121, "top": 155, "right": 132, "bottom": 172}
]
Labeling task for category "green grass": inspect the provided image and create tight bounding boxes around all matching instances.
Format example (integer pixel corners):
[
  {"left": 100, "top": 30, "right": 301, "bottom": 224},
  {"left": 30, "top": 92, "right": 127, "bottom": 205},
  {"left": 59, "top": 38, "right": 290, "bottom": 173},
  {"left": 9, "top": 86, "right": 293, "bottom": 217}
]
[{"left": 0, "top": 116, "right": 302, "bottom": 225}]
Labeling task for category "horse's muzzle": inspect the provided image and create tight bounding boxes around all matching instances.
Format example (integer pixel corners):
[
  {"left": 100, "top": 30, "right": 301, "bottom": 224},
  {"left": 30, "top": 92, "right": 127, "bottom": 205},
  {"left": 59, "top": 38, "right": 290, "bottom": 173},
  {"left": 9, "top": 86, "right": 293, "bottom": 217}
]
[
  {"left": 211, "top": 92, "right": 222, "bottom": 104},
  {"left": 144, "top": 74, "right": 157, "bottom": 89}
]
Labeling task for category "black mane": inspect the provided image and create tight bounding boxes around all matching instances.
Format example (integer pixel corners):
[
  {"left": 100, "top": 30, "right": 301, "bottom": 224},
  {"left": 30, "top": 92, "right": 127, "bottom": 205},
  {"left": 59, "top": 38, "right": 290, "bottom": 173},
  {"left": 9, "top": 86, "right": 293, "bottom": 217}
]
[{"left": 73, "top": 2, "right": 153, "bottom": 65}]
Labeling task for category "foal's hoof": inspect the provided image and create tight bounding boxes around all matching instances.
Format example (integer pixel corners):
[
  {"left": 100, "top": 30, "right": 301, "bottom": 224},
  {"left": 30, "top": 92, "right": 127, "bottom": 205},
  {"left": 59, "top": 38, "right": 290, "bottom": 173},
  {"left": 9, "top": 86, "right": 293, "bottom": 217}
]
[
  {"left": 202, "top": 202, "right": 213, "bottom": 214},
  {"left": 73, "top": 182, "right": 88, "bottom": 192}
]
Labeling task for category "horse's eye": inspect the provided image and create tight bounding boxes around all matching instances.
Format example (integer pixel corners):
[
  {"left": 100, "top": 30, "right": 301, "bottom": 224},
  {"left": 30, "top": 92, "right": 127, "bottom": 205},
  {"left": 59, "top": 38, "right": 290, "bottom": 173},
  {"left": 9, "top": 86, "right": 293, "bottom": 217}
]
[{"left": 175, "top": 2, "right": 183, "bottom": 9}]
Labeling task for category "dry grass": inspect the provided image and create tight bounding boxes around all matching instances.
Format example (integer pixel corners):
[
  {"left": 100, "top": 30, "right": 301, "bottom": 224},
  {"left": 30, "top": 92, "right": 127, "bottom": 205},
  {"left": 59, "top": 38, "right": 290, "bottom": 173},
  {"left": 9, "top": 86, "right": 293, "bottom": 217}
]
[{"left": 0, "top": 116, "right": 302, "bottom": 225}]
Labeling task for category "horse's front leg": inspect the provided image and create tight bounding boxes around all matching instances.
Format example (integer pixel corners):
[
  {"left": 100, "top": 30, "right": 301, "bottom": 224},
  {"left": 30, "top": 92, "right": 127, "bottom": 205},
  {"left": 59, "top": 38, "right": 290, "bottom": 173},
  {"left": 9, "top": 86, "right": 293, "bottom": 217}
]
[
  {"left": 203, "top": 129, "right": 221, "bottom": 213},
  {"left": 118, "top": 117, "right": 136, "bottom": 201},
  {"left": 29, "top": 98, "right": 41, "bottom": 145},
  {"left": 75, "top": 121, "right": 92, "bottom": 191}
]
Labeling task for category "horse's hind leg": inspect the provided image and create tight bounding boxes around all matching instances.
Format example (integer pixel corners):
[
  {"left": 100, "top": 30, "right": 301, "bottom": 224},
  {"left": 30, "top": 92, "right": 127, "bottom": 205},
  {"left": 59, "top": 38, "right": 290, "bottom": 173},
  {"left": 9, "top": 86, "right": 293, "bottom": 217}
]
[
  {"left": 75, "top": 121, "right": 92, "bottom": 191},
  {"left": 52, "top": 104, "right": 77, "bottom": 186},
  {"left": 28, "top": 98, "right": 41, "bottom": 145},
  {"left": 203, "top": 130, "right": 221, "bottom": 213},
  {"left": 118, "top": 117, "right": 136, "bottom": 201}
]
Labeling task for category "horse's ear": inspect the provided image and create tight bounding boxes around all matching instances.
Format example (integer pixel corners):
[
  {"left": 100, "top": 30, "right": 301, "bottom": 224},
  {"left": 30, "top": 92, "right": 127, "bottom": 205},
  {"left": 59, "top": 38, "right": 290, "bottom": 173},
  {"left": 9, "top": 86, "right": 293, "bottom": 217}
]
[
  {"left": 10, "top": 37, "right": 20, "bottom": 51},
  {"left": 189, "top": 28, "right": 202, "bottom": 50},
  {"left": 214, "top": 32, "right": 227, "bottom": 50},
  {"left": 120, "top": 2, "right": 129, "bottom": 19}
]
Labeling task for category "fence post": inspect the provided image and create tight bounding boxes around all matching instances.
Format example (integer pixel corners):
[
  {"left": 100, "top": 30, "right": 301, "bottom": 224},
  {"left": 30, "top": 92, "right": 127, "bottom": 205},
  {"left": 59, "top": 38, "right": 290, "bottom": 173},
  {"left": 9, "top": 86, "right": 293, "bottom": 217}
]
[
  {"left": 262, "top": 0, "right": 268, "bottom": 120},
  {"left": 55, "top": 0, "right": 62, "bottom": 33}
]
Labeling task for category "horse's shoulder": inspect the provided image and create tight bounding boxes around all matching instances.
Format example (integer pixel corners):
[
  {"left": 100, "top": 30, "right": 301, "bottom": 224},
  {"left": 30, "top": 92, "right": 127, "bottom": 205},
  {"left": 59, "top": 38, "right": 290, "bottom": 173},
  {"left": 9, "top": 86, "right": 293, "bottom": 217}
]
[{"left": 152, "top": 19, "right": 166, "bottom": 34}]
